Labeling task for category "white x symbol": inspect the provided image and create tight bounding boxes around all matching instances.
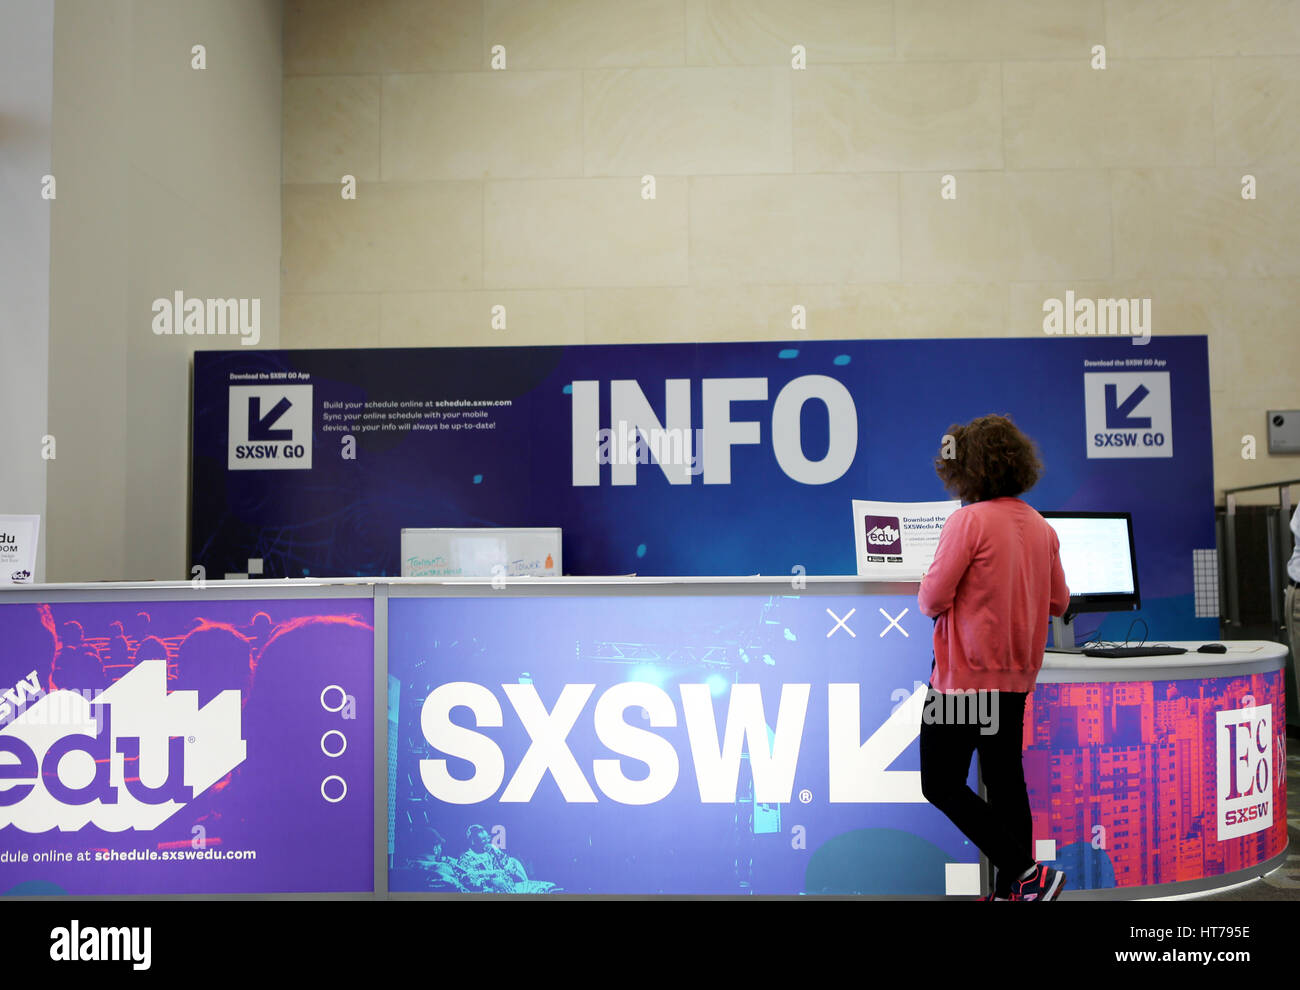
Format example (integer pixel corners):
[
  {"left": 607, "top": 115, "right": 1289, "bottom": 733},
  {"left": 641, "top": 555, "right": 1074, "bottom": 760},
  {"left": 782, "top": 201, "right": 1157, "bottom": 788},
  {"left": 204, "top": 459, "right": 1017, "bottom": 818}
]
[
  {"left": 826, "top": 607, "right": 856, "bottom": 638},
  {"left": 879, "top": 607, "right": 909, "bottom": 638}
]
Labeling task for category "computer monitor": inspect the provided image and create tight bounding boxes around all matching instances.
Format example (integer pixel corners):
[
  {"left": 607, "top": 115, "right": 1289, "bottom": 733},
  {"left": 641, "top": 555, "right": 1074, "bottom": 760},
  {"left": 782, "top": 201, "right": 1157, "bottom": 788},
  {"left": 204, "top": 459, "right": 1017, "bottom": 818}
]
[{"left": 1039, "top": 511, "right": 1140, "bottom": 651}]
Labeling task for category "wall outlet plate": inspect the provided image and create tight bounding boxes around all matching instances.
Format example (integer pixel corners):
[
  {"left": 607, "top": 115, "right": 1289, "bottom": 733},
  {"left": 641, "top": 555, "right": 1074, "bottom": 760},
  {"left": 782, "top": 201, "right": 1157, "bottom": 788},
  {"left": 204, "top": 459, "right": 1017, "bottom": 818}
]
[{"left": 1267, "top": 410, "right": 1300, "bottom": 454}]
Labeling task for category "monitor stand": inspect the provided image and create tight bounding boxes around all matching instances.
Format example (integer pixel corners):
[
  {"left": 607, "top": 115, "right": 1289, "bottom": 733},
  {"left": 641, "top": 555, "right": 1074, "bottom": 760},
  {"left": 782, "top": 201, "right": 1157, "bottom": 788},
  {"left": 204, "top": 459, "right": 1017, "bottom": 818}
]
[{"left": 1046, "top": 615, "right": 1087, "bottom": 654}]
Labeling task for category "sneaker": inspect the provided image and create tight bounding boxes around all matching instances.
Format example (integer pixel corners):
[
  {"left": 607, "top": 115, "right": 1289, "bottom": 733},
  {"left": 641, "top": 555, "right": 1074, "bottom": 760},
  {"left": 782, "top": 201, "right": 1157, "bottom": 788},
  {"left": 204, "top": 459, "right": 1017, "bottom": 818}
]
[{"left": 1008, "top": 864, "right": 1065, "bottom": 901}]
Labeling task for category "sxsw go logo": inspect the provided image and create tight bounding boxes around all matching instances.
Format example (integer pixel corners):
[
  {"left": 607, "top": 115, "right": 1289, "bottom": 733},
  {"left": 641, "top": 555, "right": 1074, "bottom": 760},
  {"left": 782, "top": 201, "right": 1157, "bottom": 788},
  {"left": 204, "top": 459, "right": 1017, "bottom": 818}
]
[
  {"left": 1216, "top": 703, "right": 1272, "bottom": 841},
  {"left": 228, "top": 385, "right": 313, "bottom": 470},
  {"left": 0, "top": 661, "right": 245, "bottom": 832},
  {"left": 1084, "top": 373, "right": 1172, "bottom": 458}
]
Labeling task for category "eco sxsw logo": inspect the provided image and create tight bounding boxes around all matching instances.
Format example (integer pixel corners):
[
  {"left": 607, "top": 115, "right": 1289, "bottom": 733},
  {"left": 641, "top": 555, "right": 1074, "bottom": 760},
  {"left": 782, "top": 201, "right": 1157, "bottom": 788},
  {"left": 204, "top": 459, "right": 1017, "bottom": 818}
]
[
  {"left": 0, "top": 661, "right": 245, "bottom": 832},
  {"left": 862, "top": 515, "right": 902, "bottom": 563},
  {"left": 228, "top": 384, "right": 313, "bottom": 470},
  {"left": 1216, "top": 703, "right": 1273, "bottom": 841},
  {"left": 1083, "top": 371, "right": 1173, "bottom": 459}
]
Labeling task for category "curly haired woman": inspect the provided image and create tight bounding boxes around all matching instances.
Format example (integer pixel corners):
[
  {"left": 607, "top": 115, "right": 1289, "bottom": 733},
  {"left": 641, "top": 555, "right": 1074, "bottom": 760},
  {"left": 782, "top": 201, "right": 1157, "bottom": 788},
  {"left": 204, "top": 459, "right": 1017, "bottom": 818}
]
[{"left": 917, "top": 414, "right": 1070, "bottom": 901}]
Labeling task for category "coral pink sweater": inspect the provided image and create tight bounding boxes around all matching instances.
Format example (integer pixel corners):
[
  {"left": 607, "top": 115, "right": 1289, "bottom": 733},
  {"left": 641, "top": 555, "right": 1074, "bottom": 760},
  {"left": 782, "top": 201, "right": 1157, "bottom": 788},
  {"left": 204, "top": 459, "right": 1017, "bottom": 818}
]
[{"left": 918, "top": 497, "right": 1070, "bottom": 694}]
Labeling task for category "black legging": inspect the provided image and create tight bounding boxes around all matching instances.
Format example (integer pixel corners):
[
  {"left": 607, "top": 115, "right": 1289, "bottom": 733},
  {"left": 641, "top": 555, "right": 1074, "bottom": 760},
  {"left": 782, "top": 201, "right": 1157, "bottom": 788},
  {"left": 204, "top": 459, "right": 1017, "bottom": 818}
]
[{"left": 919, "top": 687, "right": 1036, "bottom": 894}]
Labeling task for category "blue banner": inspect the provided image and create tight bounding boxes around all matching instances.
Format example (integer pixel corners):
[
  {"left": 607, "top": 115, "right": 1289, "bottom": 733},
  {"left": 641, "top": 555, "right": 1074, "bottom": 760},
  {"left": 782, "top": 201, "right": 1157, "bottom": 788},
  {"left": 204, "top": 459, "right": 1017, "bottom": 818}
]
[
  {"left": 387, "top": 591, "right": 977, "bottom": 895},
  {"left": 193, "top": 336, "right": 1214, "bottom": 640}
]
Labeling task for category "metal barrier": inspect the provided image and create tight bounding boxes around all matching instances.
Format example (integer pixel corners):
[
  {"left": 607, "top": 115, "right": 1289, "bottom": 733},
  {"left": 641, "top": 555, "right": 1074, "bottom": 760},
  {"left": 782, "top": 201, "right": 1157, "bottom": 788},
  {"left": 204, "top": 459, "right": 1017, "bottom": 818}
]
[
  {"left": 1220, "top": 479, "right": 1296, "bottom": 634},
  {"left": 1220, "top": 479, "right": 1298, "bottom": 726}
]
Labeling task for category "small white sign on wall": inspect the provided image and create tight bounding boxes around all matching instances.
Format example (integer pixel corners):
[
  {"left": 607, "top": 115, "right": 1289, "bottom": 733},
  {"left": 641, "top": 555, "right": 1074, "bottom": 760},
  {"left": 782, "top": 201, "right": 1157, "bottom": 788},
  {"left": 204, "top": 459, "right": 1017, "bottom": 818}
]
[
  {"left": 1083, "top": 372, "right": 1173, "bottom": 459},
  {"left": 0, "top": 515, "right": 40, "bottom": 584},
  {"left": 401, "top": 527, "right": 561, "bottom": 578}
]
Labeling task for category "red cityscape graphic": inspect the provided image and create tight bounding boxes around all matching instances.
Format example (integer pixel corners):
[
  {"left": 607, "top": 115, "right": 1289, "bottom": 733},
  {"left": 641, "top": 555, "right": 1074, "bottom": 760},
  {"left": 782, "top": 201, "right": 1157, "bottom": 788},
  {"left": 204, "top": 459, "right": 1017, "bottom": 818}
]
[{"left": 1023, "top": 672, "right": 1286, "bottom": 889}]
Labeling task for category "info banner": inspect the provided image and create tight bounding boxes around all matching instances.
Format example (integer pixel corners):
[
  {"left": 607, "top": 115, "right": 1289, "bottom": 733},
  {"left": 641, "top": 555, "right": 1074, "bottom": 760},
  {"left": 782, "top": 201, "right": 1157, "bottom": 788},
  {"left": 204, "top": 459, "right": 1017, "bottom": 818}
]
[
  {"left": 0, "top": 598, "right": 374, "bottom": 895},
  {"left": 388, "top": 591, "right": 979, "bottom": 896},
  {"left": 192, "top": 336, "right": 1215, "bottom": 641},
  {"left": 1024, "top": 670, "right": 1286, "bottom": 891}
]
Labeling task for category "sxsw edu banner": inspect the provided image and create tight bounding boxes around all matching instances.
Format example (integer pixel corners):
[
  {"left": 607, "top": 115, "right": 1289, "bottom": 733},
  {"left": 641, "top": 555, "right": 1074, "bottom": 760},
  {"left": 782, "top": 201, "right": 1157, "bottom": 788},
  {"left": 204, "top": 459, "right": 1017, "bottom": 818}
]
[
  {"left": 193, "top": 336, "right": 1214, "bottom": 640},
  {"left": 387, "top": 592, "right": 978, "bottom": 896},
  {"left": 0, "top": 599, "right": 373, "bottom": 895}
]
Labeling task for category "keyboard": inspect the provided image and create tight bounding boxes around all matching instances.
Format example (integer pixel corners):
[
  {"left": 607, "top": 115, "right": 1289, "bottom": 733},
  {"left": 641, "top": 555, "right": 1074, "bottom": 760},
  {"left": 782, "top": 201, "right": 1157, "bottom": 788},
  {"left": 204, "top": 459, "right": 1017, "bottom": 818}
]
[{"left": 1082, "top": 646, "right": 1188, "bottom": 658}]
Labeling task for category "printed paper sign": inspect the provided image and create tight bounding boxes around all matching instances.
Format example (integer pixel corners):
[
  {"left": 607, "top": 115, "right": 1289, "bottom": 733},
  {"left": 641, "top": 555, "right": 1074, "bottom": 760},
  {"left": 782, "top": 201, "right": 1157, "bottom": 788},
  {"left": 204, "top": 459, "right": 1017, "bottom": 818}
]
[
  {"left": 0, "top": 515, "right": 39, "bottom": 584},
  {"left": 401, "top": 528, "right": 561, "bottom": 578},
  {"left": 851, "top": 500, "right": 959, "bottom": 580}
]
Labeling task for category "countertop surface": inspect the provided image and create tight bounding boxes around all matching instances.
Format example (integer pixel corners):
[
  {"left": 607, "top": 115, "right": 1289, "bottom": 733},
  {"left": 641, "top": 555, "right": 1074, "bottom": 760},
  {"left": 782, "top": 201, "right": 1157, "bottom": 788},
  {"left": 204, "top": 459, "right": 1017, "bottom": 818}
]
[
  {"left": 1037, "top": 640, "right": 1287, "bottom": 682},
  {"left": 0, "top": 574, "right": 918, "bottom": 593}
]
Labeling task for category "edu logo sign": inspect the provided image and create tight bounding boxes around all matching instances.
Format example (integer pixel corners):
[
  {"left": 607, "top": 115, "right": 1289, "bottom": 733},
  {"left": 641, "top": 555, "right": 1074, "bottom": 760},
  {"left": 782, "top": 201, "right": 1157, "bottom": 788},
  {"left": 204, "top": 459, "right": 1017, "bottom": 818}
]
[
  {"left": 863, "top": 515, "right": 902, "bottom": 561},
  {"left": 1216, "top": 703, "right": 1272, "bottom": 841},
  {"left": 0, "top": 661, "right": 245, "bottom": 832},
  {"left": 228, "top": 384, "right": 313, "bottom": 470}
]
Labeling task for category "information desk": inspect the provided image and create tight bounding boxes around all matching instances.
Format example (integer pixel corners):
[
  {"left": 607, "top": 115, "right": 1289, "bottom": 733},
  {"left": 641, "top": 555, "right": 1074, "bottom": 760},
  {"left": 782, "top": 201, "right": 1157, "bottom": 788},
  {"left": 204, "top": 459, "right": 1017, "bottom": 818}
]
[
  {"left": 0, "top": 578, "right": 1286, "bottom": 899},
  {"left": 1029, "top": 644, "right": 1288, "bottom": 899}
]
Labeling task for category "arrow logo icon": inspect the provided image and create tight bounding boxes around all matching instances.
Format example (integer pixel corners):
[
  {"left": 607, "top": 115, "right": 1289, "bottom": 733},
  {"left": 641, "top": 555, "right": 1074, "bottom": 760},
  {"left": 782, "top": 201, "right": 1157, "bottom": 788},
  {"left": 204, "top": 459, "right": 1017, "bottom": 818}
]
[
  {"left": 1104, "top": 382, "right": 1151, "bottom": 429},
  {"left": 247, "top": 396, "right": 293, "bottom": 441}
]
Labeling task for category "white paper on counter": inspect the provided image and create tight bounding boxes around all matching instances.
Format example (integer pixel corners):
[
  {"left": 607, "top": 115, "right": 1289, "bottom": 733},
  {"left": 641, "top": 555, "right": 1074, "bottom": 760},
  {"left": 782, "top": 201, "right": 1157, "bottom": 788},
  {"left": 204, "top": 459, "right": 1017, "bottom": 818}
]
[
  {"left": 0, "top": 515, "right": 40, "bottom": 584},
  {"left": 851, "top": 499, "right": 960, "bottom": 580}
]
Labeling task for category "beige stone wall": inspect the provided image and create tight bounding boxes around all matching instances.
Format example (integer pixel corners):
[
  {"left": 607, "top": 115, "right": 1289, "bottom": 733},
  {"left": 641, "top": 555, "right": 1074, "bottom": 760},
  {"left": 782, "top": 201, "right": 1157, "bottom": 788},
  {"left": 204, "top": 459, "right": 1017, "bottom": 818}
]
[
  {"left": 47, "top": 0, "right": 282, "bottom": 581},
  {"left": 1, "top": 2, "right": 53, "bottom": 581},
  {"left": 281, "top": 0, "right": 1300, "bottom": 500}
]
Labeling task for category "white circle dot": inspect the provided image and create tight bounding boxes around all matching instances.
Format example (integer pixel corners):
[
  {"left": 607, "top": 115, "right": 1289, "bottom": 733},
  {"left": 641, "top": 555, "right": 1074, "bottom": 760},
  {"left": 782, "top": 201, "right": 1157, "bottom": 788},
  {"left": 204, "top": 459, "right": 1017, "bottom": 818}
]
[
  {"left": 320, "top": 685, "right": 347, "bottom": 712},
  {"left": 321, "top": 775, "right": 347, "bottom": 803},
  {"left": 320, "top": 729, "right": 347, "bottom": 758}
]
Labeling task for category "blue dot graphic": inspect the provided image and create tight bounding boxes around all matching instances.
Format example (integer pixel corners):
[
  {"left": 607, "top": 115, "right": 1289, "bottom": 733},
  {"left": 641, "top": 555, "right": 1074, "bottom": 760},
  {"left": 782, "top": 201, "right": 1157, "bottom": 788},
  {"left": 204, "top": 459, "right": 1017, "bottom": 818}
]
[
  {"left": 473, "top": 474, "right": 483, "bottom": 484},
  {"left": 635, "top": 544, "right": 647, "bottom": 558},
  {"left": 778, "top": 348, "right": 799, "bottom": 359},
  {"left": 833, "top": 354, "right": 851, "bottom": 366},
  {"left": 562, "top": 384, "right": 573, "bottom": 394}
]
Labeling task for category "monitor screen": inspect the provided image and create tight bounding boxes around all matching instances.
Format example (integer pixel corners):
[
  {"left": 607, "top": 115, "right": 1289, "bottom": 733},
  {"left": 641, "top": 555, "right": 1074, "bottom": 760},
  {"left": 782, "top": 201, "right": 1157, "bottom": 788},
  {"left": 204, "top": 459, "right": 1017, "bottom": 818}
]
[{"left": 1039, "top": 511, "right": 1140, "bottom": 614}]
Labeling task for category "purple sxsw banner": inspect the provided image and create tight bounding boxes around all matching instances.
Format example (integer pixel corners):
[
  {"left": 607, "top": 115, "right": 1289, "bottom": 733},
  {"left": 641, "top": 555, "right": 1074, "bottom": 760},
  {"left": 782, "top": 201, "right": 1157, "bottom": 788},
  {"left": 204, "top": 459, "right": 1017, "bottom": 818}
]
[
  {"left": 388, "top": 592, "right": 980, "bottom": 896},
  {"left": 0, "top": 598, "right": 374, "bottom": 895}
]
